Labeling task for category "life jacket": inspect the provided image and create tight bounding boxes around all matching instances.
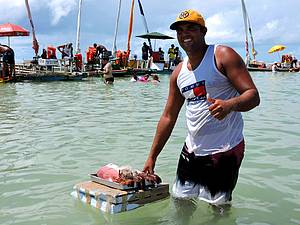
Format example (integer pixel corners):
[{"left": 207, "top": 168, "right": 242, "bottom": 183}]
[
  {"left": 74, "top": 53, "right": 83, "bottom": 70},
  {"left": 115, "top": 50, "right": 122, "bottom": 65},
  {"left": 47, "top": 46, "right": 56, "bottom": 59},
  {"left": 122, "top": 51, "right": 129, "bottom": 66},
  {"left": 86, "top": 47, "right": 96, "bottom": 63}
]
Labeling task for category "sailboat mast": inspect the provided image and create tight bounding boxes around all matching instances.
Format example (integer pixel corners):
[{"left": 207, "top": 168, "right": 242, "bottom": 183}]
[
  {"left": 247, "top": 14, "right": 257, "bottom": 61},
  {"left": 75, "top": 0, "right": 83, "bottom": 54},
  {"left": 127, "top": 0, "right": 135, "bottom": 55},
  {"left": 241, "top": 0, "right": 250, "bottom": 65},
  {"left": 137, "top": 0, "right": 152, "bottom": 51},
  {"left": 112, "top": 0, "right": 122, "bottom": 56},
  {"left": 25, "top": 0, "right": 39, "bottom": 57}
]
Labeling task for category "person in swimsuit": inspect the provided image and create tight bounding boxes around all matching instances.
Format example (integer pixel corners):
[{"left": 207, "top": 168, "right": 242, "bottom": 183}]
[{"left": 102, "top": 57, "right": 114, "bottom": 84}]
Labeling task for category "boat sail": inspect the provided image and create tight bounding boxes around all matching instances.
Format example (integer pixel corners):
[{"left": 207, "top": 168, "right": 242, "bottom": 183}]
[
  {"left": 241, "top": 0, "right": 257, "bottom": 66},
  {"left": 241, "top": 2, "right": 292, "bottom": 72},
  {"left": 112, "top": 0, "right": 122, "bottom": 56},
  {"left": 25, "top": 0, "right": 39, "bottom": 57},
  {"left": 75, "top": 0, "right": 83, "bottom": 54},
  {"left": 126, "top": 0, "right": 135, "bottom": 55},
  {"left": 112, "top": 0, "right": 152, "bottom": 57}
]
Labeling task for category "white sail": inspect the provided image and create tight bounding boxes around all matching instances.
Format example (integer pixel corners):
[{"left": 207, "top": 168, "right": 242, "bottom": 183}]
[
  {"left": 241, "top": 0, "right": 250, "bottom": 64},
  {"left": 241, "top": 0, "right": 257, "bottom": 64},
  {"left": 75, "top": 0, "right": 83, "bottom": 54},
  {"left": 112, "top": 0, "right": 122, "bottom": 56},
  {"left": 247, "top": 14, "right": 257, "bottom": 60}
]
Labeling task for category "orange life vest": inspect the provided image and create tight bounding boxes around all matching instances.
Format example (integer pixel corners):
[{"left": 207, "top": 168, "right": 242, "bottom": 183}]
[
  {"left": 47, "top": 46, "right": 56, "bottom": 59},
  {"left": 86, "top": 47, "right": 97, "bottom": 63},
  {"left": 74, "top": 53, "right": 83, "bottom": 70}
]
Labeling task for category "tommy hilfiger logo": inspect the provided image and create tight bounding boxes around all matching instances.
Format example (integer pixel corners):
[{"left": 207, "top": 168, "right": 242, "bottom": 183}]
[
  {"left": 179, "top": 11, "right": 189, "bottom": 19},
  {"left": 181, "top": 80, "right": 207, "bottom": 102}
]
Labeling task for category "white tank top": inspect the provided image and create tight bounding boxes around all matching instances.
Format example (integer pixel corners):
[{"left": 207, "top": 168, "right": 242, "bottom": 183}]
[{"left": 177, "top": 45, "right": 244, "bottom": 156}]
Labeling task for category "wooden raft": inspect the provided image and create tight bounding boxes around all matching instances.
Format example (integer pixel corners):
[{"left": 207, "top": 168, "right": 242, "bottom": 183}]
[{"left": 71, "top": 181, "right": 170, "bottom": 214}]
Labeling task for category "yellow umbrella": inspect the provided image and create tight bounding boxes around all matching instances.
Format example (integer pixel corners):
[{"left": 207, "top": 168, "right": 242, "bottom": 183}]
[{"left": 268, "top": 45, "right": 286, "bottom": 54}]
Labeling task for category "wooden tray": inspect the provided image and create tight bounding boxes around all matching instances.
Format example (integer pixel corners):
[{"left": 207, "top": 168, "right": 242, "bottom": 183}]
[
  {"left": 90, "top": 174, "right": 159, "bottom": 190},
  {"left": 90, "top": 174, "right": 138, "bottom": 190}
]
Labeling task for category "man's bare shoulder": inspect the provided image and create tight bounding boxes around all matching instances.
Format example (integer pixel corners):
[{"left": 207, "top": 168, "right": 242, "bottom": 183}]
[
  {"left": 215, "top": 45, "right": 243, "bottom": 64},
  {"left": 170, "top": 62, "right": 183, "bottom": 80},
  {"left": 215, "top": 45, "right": 236, "bottom": 56}
]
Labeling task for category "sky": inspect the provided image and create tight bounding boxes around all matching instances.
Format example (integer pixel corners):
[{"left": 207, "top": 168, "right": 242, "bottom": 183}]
[{"left": 1, "top": 0, "right": 300, "bottom": 63}]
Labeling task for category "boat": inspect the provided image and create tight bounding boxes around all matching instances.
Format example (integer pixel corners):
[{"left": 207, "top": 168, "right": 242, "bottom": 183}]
[
  {"left": 6, "top": 0, "right": 86, "bottom": 82},
  {"left": 241, "top": 0, "right": 295, "bottom": 72},
  {"left": 241, "top": 0, "right": 264, "bottom": 71},
  {"left": 0, "top": 77, "right": 12, "bottom": 83},
  {"left": 15, "top": 59, "right": 87, "bottom": 82},
  {"left": 84, "top": 0, "right": 171, "bottom": 77},
  {"left": 14, "top": 71, "right": 87, "bottom": 82},
  {"left": 246, "top": 65, "right": 291, "bottom": 72}
]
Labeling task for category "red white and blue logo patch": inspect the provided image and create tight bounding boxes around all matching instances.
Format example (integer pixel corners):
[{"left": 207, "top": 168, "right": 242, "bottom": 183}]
[{"left": 181, "top": 80, "right": 207, "bottom": 102}]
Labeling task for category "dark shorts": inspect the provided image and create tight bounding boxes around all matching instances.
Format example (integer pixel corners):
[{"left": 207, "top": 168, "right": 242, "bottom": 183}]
[
  {"left": 105, "top": 77, "right": 114, "bottom": 82},
  {"left": 176, "top": 140, "right": 245, "bottom": 199}
]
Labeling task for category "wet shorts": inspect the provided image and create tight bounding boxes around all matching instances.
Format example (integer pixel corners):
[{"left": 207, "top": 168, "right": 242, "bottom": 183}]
[
  {"left": 105, "top": 77, "right": 114, "bottom": 83},
  {"left": 172, "top": 140, "right": 245, "bottom": 205}
]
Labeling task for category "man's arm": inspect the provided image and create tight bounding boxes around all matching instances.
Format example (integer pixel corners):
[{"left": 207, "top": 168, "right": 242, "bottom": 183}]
[
  {"left": 143, "top": 64, "right": 185, "bottom": 173},
  {"left": 102, "top": 64, "right": 108, "bottom": 74},
  {"left": 208, "top": 45, "right": 260, "bottom": 120},
  {"left": 57, "top": 45, "right": 65, "bottom": 54}
]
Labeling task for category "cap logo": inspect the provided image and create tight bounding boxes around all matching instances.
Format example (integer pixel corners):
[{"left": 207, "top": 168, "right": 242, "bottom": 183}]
[{"left": 179, "top": 11, "right": 189, "bottom": 19}]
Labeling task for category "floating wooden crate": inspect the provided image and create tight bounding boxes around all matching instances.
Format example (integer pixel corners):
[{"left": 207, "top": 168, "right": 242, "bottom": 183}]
[{"left": 71, "top": 181, "right": 169, "bottom": 214}]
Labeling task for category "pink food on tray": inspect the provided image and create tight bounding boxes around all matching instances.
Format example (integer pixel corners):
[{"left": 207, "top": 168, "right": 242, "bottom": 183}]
[
  {"left": 96, "top": 163, "right": 120, "bottom": 182},
  {"left": 95, "top": 163, "right": 162, "bottom": 189}
]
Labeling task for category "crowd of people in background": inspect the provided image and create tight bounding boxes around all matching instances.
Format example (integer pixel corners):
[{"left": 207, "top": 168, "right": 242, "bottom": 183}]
[
  {"left": 2, "top": 39, "right": 182, "bottom": 79},
  {"left": 271, "top": 53, "right": 299, "bottom": 72},
  {"left": 130, "top": 72, "right": 160, "bottom": 84},
  {"left": 167, "top": 44, "right": 182, "bottom": 69},
  {"left": 141, "top": 42, "right": 183, "bottom": 69},
  {"left": 4, "top": 37, "right": 300, "bottom": 85}
]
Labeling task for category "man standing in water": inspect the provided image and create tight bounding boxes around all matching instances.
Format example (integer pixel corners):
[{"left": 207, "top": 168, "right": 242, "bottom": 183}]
[
  {"left": 143, "top": 9, "right": 260, "bottom": 206},
  {"left": 0, "top": 44, "right": 15, "bottom": 80},
  {"left": 167, "top": 44, "right": 176, "bottom": 70},
  {"left": 141, "top": 42, "right": 150, "bottom": 68},
  {"left": 101, "top": 57, "right": 114, "bottom": 85}
]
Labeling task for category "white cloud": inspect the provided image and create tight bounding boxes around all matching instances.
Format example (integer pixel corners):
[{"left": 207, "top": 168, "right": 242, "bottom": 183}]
[
  {"left": 46, "top": 0, "right": 77, "bottom": 25},
  {"left": 0, "top": 0, "right": 77, "bottom": 25},
  {"left": 0, "top": 0, "right": 27, "bottom": 21},
  {"left": 205, "top": 10, "right": 242, "bottom": 43},
  {"left": 266, "top": 20, "right": 279, "bottom": 31}
]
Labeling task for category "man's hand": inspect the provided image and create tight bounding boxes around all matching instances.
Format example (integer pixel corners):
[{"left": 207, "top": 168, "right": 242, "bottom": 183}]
[
  {"left": 143, "top": 157, "right": 156, "bottom": 174},
  {"left": 208, "top": 96, "right": 235, "bottom": 120}
]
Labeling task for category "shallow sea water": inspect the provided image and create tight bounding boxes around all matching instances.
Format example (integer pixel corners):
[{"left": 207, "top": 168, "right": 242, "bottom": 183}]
[{"left": 0, "top": 72, "right": 300, "bottom": 225}]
